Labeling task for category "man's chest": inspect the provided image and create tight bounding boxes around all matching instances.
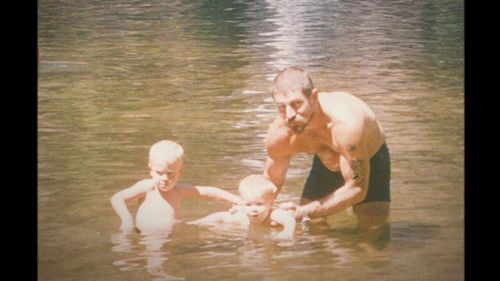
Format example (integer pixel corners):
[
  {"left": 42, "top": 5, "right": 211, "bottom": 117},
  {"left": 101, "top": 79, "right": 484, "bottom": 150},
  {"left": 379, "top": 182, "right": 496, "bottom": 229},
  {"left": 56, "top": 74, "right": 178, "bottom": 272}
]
[{"left": 289, "top": 132, "right": 341, "bottom": 171}]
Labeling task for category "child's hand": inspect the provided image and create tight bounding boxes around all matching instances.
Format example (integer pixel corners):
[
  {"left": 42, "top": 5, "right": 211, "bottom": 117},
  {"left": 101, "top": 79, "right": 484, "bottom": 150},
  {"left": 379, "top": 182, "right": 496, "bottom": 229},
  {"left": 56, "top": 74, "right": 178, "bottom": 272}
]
[
  {"left": 228, "top": 205, "right": 243, "bottom": 214},
  {"left": 120, "top": 219, "right": 134, "bottom": 231}
]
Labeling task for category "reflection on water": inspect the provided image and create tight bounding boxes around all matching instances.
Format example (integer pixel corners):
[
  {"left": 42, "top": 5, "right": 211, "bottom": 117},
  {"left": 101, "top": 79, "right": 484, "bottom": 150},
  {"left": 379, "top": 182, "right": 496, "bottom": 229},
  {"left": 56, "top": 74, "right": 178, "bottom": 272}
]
[
  {"left": 39, "top": 0, "right": 463, "bottom": 280},
  {"left": 108, "top": 220, "right": 412, "bottom": 280},
  {"left": 111, "top": 230, "right": 183, "bottom": 280}
]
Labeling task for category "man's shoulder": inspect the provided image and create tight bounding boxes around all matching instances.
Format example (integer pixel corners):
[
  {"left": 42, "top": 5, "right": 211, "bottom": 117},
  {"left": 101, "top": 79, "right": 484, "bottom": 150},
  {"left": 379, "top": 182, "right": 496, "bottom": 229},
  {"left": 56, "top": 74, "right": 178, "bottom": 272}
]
[
  {"left": 320, "top": 91, "right": 365, "bottom": 107},
  {"left": 319, "top": 92, "right": 366, "bottom": 123},
  {"left": 318, "top": 91, "right": 354, "bottom": 108},
  {"left": 319, "top": 91, "right": 353, "bottom": 98}
]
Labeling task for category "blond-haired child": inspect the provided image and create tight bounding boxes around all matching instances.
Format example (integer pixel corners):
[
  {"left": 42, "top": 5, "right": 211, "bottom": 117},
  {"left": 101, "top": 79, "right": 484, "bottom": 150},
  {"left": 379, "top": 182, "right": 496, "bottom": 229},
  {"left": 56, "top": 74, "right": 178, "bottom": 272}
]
[
  {"left": 188, "top": 174, "right": 296, "bottom": 240},
  {"left": 111, "top": 140, "right": 241, "bottom": 234}
]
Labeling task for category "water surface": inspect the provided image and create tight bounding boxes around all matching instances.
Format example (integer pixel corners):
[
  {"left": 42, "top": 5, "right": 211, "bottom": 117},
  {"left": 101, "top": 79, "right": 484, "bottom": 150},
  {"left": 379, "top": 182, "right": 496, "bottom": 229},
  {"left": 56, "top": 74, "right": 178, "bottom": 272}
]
[{"left": 38, "top": 1, "right": 463, "bottom": 280}]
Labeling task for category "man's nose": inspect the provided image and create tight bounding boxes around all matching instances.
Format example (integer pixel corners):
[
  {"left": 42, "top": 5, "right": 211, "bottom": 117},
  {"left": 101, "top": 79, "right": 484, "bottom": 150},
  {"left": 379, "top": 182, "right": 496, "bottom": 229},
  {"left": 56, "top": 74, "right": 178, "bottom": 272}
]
[
  {"left": 285, "top": 105, "right": 296, "bottom": 122},
  {"left": 161, "top": 174, "right": 167, "bottom": 180}
]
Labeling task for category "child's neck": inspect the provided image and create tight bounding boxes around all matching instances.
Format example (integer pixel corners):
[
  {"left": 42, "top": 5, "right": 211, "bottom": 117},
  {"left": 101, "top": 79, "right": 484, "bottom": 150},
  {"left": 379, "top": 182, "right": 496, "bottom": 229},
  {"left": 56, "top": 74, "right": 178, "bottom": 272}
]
[
  {"left": 155, "top": 184, "right": 174, "bottom": 195},
  {"left": 250, "top": 216, "right": 271, "bottom": 226}
]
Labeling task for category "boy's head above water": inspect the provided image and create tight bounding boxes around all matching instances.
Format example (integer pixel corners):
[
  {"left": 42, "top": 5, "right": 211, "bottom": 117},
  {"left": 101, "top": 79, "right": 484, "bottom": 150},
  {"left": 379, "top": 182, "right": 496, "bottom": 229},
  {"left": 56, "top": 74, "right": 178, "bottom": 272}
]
[
  {"left": 148, "top": 140, "right": 185, "bottom": 192},
  {"left": 238, "top": 175, "right": 278, "bottom": 224}
]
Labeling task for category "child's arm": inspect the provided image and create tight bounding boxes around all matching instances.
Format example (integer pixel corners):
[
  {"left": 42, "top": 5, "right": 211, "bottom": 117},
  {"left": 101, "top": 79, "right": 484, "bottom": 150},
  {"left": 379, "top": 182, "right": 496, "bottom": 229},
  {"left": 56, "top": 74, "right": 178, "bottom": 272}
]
[
  {"left": 110, "top": 179, "right": 153, "bottom": 231},
  {"left": 187, "top": 210, "right": 248, "bottom": 227},
  {"left": 186, "top": 212, "right": 229, "bottom": 226},
  {"left": 179, "top": 184, "right": 242, "bottom": 205},
  {"left": 270, "top": 208, "right": 297, "bottom": 240}
]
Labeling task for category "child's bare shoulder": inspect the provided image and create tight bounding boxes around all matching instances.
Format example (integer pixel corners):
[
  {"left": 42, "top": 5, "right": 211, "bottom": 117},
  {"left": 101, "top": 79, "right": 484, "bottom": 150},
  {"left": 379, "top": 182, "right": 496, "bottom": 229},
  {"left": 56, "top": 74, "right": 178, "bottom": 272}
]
[
  {"left": 172, "top": 183, "right": 193, "bottom": 189},
  {"left": 129, "top": 179, "right": 155, "bottom": 194},
  {"left": 170, "top": 183, "right": 200, "bottom": 195},
  {"left": 136, "top": 179, "right": 155, "bottom": 188}
]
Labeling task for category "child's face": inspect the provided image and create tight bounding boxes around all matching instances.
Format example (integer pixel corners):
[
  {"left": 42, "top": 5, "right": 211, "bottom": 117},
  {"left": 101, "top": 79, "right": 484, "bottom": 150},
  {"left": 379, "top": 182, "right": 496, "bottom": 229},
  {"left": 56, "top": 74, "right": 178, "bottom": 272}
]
[
  {"left": 241, "top": 190, "right": 273, "bottom": 224},
  {"left": 149, "top": 157, "right": 184, "bottom": 192}
]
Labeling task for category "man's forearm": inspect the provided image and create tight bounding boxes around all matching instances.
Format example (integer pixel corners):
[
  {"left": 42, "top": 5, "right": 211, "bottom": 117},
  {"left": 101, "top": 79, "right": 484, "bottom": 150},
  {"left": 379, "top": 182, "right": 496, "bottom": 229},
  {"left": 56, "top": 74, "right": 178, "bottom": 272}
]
[{"left": 300, "top": 185, "right": 364, "bottom": 218}]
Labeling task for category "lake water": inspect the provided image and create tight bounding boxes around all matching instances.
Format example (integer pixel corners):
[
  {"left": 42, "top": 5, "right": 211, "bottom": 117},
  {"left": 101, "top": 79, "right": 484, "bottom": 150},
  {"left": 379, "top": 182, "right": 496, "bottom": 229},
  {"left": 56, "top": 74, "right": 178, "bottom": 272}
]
[{"left": 38, "top": 0, "right": 463, "bottom": 280}]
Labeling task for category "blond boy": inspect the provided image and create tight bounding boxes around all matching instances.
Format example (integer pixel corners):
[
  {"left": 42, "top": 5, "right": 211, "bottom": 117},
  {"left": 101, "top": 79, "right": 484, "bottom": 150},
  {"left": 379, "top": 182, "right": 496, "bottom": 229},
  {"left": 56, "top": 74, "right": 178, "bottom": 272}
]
[
  {"left": 111, "top": 140, "right": 241, "bottom": 234},
  {"left": 188, "top": 174, "right": 296, "bottom": 240}
]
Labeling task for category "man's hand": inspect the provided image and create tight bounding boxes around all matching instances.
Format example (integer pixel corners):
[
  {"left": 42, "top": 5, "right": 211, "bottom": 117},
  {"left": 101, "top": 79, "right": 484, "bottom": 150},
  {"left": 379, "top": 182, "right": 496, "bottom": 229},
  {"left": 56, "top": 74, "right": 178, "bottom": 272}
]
[
  {"left": 278, "top": 201, "right": 298, "bottom": 211},
  {"left": 278, "top": 201, "right": 304, "bottom": 222}
]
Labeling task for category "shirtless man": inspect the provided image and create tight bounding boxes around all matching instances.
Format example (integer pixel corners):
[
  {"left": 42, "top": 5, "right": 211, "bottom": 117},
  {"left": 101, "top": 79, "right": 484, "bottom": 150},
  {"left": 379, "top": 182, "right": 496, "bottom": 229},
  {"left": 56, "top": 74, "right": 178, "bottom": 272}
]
[{"left": 264, "top": 67, "right": 391, "bottom": 229}]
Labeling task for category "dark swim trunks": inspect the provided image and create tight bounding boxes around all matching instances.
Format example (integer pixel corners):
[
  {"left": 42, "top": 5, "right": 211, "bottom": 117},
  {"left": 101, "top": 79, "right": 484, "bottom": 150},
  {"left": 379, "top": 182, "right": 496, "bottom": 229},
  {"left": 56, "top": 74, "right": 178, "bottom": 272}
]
[{"left": 302, "top": 143, "right": 391, "bottom": 204}]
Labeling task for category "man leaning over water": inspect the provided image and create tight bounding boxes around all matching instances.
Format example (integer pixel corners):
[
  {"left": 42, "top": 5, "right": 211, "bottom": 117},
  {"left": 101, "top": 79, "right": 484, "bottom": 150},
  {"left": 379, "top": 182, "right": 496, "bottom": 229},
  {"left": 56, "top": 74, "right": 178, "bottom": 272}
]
[{"left": 263, "top": 66, "right": 391, "bottom": 230}]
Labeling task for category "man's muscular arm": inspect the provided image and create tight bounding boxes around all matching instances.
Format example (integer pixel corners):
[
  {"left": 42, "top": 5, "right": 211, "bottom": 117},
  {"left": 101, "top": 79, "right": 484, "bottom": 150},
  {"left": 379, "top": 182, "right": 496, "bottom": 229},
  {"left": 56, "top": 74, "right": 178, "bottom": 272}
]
[
  {"left": 263, "top": 122, "right": 291, "bottom": 194},
  {"left": 298, "top": 120, "right": 370, "bottom": 219},
  {"left": 263, "top": 154, "right": 290, "bottom": 194}
]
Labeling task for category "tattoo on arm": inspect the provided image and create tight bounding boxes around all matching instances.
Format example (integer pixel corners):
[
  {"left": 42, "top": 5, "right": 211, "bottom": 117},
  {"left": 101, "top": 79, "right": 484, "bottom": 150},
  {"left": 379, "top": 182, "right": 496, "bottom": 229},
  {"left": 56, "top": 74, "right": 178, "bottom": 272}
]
[
  {"left": 351, "top": 158, "right": 366, "bottom": 186},
  {"left": 347, "top": 144, "right": 357, "bottom": 152}
]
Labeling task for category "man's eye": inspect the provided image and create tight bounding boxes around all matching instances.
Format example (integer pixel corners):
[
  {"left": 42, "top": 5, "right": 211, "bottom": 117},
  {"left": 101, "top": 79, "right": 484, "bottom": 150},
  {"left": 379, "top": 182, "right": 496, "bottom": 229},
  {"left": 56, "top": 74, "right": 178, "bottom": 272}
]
[{"left": 292, "top": 101, "right": 302, "bottom": 109}]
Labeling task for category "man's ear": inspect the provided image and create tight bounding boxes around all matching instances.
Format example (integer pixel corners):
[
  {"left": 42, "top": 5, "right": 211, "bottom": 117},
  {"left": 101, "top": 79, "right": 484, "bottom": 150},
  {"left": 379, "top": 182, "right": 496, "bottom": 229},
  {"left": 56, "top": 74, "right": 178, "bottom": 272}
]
[{"left": 311, "top": 88, "right": 319, "bottom": 103}]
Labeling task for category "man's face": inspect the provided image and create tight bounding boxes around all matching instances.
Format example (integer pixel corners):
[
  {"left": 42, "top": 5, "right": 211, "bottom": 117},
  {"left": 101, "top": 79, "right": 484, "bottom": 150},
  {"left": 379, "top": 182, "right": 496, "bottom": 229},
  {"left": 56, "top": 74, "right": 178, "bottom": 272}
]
[
  {"left": 273, "top": 90, "right": 315, "bottom": 134},
  {"left": 149, "top": 158, "right": 184, "bottom": 192}
]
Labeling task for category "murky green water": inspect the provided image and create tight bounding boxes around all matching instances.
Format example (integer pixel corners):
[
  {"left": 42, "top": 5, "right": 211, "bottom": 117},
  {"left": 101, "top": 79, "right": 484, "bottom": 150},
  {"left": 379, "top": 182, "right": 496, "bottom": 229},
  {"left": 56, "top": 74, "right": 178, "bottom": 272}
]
[{"left": 38, "top": 0, "right": 463, "bottom": 280}]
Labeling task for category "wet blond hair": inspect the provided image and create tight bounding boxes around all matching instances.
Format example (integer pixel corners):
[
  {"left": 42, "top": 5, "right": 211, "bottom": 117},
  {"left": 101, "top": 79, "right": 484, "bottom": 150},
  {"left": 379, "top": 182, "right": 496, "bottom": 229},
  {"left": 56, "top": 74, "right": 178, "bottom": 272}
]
[
  {"left": 148, "top": 140, "right": 185, "bottom": 166},
  {"left": 271, "top": 66, "right": 315, "bottom": 98},
  {"left": 238, "top": 174, "right": 278, "bottom": 200}
]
